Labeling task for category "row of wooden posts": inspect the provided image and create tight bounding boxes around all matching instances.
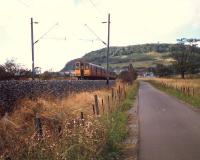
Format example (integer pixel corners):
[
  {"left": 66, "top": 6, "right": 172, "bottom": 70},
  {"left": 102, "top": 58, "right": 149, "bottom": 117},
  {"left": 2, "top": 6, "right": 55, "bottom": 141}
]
[
  {"left": 161, "top": 82, "right": 197, "bottom": 97},
  {"left": 34, "top": 85, "right": 128, "bottom": 136}
]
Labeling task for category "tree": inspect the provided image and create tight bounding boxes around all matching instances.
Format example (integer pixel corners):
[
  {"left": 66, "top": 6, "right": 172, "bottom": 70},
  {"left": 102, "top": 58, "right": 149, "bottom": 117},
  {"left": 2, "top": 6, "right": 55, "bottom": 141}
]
[
  {"left": 0, "top": 59, "right": 32, "bottom": 80},
  {"left": 4, "top": 59, "right": 19, "bottom": 77},
  {"left": 17, "top": 68, "right": 32, "bottom": 79},
  {"left": 153, "top": 64, "right": 174, "bottom": 77},
  {"left": 170, "top": 39, "right": 200, "bottom": 79},
  {"left": 0, "top": 65, "right": 11, "bottom": 80},
  {"left": 118, "top": 64, "right": 137, "bottom": 84},
  {"left": 128, "top": 63, "right": 138, "bottom": 80}
]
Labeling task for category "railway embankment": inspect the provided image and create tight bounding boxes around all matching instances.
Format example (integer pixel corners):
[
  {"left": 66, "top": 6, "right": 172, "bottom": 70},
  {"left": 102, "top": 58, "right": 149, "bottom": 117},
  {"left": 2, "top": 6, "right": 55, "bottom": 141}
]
[{"left": 0, "top": 80, "right": 115, "bottom": 114}]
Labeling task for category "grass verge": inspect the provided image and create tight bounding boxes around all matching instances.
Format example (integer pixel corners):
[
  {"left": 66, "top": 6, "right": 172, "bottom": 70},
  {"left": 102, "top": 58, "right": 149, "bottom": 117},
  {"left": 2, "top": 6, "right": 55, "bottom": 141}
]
[
  {"left": 148, "top": 80, "right": 200, "bottom": 108},
  {"left": 102, "top": 81, "right": 139, "bottom": 159}
]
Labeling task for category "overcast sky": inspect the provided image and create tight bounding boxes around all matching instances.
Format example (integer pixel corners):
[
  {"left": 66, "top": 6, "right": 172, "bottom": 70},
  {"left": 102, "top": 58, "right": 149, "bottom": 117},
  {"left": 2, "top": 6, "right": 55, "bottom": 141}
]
[{"left": 0, "top": 0, "right": 200, "bottom": 71}]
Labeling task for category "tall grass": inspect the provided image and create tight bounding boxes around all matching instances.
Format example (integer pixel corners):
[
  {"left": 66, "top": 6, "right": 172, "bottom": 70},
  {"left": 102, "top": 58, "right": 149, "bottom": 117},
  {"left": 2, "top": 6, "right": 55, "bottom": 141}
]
[
  {"left": 102, "top": 82, "right": 139, "bottom": 159},
  {"left": 0, "top": 81, "right": 139, "bottom": 160}
]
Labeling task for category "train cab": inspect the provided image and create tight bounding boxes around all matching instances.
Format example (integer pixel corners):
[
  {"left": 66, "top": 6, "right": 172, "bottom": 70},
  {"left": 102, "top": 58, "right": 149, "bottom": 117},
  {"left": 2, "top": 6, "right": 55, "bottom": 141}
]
[{"left": 75, "top": 60, "right": 117, "bottom": 80}]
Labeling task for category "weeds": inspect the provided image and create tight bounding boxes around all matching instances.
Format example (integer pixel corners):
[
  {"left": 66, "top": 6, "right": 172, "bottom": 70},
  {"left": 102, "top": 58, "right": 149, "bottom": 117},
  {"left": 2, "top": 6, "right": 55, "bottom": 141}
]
[
  {"left": 102, "top": 81, "right": 139, "bottom": 159},
  {"left": 0, "top": 81, "right": 139, "bottom": 160}
]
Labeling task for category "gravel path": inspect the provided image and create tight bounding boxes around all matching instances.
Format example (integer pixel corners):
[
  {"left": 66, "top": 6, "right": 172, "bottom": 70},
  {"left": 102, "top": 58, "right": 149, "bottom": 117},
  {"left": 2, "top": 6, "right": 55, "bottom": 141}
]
[{"left": 139, "top": 81, "right": 200, "bottom": 160}]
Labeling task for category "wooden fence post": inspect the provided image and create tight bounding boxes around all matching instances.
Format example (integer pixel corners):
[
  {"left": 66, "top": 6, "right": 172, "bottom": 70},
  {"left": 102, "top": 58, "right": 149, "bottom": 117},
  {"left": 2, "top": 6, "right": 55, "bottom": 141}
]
[
  {"left": 80, "top": 112, "right": 84, "bottom": 125},
  {"left": 94, "top": 95, "right": 99, "bottom": 115},
  {"left": 123, "top": 85, "right": 125, "bottom": 98},
  {"left": 192, "top": 88, "right": 195, "bottom": 96},
  {"left": 111, "top": 88, "right": 114, "bottom": 102},
  {"left": 35, "top": 113, "right": 43, "bottom": 136},
  {"left": 187, "top": 87, "right": 190, "bottom": 96},
  {"left": 92, "top": 104, "right": 95, "bottom": 115},
  {"left": 81, "top": 112, "right": 84, "bottom": 119},
  {"left": 102, "top": 99, "right": 105, "bottom": 113},
  {"left": 108, "top": 95, "right": 110, "bottom": 112},
  {"left": 119, "top": 85, "right": 121, "bottom": 101}
]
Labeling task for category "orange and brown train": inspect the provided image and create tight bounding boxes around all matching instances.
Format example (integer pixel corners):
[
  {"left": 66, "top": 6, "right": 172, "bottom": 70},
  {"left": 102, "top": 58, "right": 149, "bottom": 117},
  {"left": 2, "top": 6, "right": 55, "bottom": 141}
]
[{"left": 75, "top": 61, "right": 116, "bottom": 80}]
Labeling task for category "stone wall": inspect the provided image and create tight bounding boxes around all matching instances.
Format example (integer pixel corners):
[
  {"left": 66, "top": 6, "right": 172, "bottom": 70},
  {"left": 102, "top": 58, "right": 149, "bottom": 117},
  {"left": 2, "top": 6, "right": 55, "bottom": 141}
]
[{"left": 0, "top": 80, "right": 115, "bottom": 115}]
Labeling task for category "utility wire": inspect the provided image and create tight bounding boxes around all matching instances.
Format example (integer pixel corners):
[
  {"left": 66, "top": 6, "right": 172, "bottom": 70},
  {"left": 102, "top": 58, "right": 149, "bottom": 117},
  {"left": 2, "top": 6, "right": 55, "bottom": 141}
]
[
  {"left": 84, "top": 24, "right": 106, "bottom": 45},
  {"left": 88, "top": 0, "right": 101, "bottom": 14},
  {"left": 16, "top": 0, "right": 30, "bottom": 7},
  {"left": 43, "top": 36, "right": 67, "bottom": 41},
  {"left": 79, "top": 38, "right": 98, "bottom": 43}
]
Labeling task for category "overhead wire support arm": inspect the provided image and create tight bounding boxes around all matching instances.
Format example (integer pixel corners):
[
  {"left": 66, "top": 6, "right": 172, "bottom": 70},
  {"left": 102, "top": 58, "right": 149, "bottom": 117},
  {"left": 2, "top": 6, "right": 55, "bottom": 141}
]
[
  {"left": 34, "top": 22, "right": 59, "bottom": 44},
  {"left": 84, "top": 24, "right": 107, "bottom": 46}
]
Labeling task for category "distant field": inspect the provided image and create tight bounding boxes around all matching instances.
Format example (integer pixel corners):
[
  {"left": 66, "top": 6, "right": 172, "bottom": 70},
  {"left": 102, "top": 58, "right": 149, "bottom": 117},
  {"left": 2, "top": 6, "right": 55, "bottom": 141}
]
[
  {"left": 145, "top": 78, "right": 200, "bottom": 89},
  {"left": 143, "top": 78, "right": 200, "bottom": 108}
]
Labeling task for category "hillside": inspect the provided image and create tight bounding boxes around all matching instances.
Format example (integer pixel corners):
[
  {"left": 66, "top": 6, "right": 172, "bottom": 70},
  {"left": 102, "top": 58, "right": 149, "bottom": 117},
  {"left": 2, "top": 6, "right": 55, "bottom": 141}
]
[
  {"left": 61, "top": 43, "right": 175, "bottom": 72},
  {"left": 60, "top": 58, "right": 81, "bottom": 72}
]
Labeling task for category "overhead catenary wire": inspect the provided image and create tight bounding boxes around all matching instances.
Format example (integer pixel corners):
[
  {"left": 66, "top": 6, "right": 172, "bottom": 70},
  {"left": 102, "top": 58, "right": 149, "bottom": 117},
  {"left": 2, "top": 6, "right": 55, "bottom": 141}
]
[
  {"left": 88, "top": 0, "right": 102, "bottom": 14},
  {"left": 16, "top": 0, "right": 30, "bottom": 7},
  {"left": 43, "top": 36, "right": 67, "bottom": 41},
  {"left": 79, "top": 38, "right": 98, "bottom": 43}
]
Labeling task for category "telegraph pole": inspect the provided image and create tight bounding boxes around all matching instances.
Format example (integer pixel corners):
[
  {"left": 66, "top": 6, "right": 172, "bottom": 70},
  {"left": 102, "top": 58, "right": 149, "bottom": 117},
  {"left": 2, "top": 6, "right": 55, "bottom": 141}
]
[
  {"left": 30, "top": 18, "right": 59, "bottom": 80},
  {"left": 31, "top": 18, "right": 35, "bottom": 80},
  {"left": 106, "top": 13, "right": 110, "bottom": 86}
]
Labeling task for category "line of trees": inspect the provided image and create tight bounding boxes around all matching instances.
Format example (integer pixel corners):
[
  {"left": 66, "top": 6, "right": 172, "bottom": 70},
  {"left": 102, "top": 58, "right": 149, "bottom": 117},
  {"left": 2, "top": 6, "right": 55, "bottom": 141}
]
[
  {"left": 153, "top": 38, "right": 200, "bottom": 78},
  {"left": 0, "top": 59, "right": 31, "bottom": 80}
]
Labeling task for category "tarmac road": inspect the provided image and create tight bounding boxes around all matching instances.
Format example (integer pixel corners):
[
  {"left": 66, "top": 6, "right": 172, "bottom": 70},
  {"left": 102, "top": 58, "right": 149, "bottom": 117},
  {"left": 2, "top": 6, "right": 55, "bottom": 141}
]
[{"left": 139, "top": 82, "right": 200, "bottom": 160}]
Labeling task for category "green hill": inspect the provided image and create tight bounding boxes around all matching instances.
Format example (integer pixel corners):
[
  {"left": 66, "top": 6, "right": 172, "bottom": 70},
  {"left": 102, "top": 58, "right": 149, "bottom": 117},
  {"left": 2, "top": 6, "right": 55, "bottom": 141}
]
[{"left": 61, "top": 43, "right": 175, "bottom": 72}]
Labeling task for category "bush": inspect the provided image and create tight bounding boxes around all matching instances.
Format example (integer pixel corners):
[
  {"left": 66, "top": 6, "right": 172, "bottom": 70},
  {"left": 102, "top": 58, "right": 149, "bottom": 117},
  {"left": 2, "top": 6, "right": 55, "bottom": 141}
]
[{"left": 118, "top": 64, "right": 137, "bottom": 84}]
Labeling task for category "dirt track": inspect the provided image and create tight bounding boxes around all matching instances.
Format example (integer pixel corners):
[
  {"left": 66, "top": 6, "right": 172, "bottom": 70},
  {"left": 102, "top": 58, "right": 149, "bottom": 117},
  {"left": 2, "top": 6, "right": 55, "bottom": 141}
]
[{"left": 139, "top": 82, "right": 200, "bottom": 160}]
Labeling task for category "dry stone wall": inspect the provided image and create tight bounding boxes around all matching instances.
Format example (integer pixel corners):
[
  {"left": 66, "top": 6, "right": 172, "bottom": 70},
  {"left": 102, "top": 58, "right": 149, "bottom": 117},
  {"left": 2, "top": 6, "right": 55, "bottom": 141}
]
[{"left": 0, "top": 80, "right": 115, "bottom": 115}]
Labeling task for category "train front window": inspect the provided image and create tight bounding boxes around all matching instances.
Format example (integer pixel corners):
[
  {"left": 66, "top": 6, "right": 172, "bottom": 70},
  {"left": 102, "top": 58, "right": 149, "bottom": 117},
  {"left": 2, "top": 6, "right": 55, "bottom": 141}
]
[{"left": 75, "top": 63, "right": 80, "bottom": 69}]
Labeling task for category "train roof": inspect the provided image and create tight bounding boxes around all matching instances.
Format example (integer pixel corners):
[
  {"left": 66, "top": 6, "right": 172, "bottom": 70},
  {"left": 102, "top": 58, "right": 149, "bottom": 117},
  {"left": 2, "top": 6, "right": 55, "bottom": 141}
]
[
  {"left": 75, "top": 60, "right": 105, "bottom": 69},
  {"left": 88, "top": 63, "right": 105, "bottom": 69}
]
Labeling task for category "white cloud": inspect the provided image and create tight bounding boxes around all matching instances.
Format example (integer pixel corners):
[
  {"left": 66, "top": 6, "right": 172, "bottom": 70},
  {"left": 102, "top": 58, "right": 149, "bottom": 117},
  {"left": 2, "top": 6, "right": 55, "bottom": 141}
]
[{"left": 0, "top": 0, "right": 200, "bottom": 71}]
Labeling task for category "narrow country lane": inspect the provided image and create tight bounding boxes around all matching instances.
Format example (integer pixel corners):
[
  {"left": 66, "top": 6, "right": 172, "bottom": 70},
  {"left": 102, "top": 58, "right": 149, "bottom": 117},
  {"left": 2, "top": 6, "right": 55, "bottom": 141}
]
[{"left": 139, "top": 82, "right": 200, "bottom": 160}]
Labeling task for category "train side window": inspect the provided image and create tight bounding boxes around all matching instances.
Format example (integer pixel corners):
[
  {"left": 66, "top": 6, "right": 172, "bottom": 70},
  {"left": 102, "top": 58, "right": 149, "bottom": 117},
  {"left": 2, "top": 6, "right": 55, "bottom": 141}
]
[{"left": 85, "top": 64, "right": 89, "bottom": 69}]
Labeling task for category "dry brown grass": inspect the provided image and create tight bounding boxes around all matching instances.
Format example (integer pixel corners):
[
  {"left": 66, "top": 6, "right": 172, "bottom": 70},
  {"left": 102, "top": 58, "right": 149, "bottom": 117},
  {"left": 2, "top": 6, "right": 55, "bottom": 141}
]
[
  {"left": 0, "top": 81, "right": 129, "bottom": 159},
  {"left": 141, "top": 77, "right": 200, "bottom": 96}
]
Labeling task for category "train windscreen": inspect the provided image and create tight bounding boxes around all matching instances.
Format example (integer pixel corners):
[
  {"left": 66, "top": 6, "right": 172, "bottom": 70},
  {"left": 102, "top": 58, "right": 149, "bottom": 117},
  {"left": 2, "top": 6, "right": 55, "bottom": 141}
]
[{"left": 75, "top": 62, "right": 80, "bottom": 69}]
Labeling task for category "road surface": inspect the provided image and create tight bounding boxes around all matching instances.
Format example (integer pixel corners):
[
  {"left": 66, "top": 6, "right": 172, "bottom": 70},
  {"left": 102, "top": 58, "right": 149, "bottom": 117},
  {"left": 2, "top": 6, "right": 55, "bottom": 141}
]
[{"left": 139, "top": 82, "right": 200, "bottom": 160}]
